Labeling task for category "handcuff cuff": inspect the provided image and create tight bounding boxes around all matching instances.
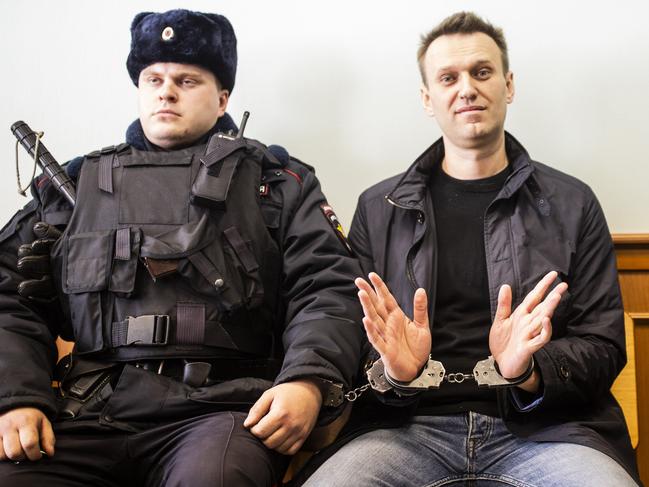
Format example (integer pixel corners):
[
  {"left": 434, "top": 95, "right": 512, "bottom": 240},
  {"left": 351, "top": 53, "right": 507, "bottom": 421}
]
[
  {"left": 365, "top": 355, "right": 535, "bottom": 396},
  {"left": 271, "top": 356, "right": 535, "bottom": 409}
]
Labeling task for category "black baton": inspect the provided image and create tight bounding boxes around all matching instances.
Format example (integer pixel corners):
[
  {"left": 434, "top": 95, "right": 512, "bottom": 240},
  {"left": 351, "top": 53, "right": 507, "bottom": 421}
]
[{"left": 11, "top": 120, "right": 76, "bottom": 206}]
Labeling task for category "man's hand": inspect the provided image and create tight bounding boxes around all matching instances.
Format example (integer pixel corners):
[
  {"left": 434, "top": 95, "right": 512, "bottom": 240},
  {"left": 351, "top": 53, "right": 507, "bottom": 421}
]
[
  {"left": 356, "top": 272, "right": 431, "bottom": 382},
  {"left": 17, "top": 222, "right": 61, "bottom": 302},
  {"left": 0, "top": 407, "right": 55, "bottom": 461},
  {"left": 489, "top": 271, "right": 568, "bottom": 392},
  {"left": 243, "top": 380, "right": 322, "bottom": 455}
]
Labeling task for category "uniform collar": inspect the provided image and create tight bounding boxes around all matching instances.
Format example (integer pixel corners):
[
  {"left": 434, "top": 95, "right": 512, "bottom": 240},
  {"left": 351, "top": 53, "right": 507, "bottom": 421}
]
[
  {"left": 386, "top": 131, "right": 535, "bottom": 210},
  {"left": 125, "top": 112, "right": 239, "bottom": 151}
]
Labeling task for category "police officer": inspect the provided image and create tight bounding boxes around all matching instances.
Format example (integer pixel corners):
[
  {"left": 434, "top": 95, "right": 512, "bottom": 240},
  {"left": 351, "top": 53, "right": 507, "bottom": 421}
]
[{"left": 0, "top": 9, "right": 364, "bottom": 486}]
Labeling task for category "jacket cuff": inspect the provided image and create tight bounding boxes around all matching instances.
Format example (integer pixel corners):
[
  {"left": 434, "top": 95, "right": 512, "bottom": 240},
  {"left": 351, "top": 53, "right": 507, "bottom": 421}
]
[
  {"left": 0, "top": 393, "right": 58, "bottom": 419},
  {"left": 530, "top": 346, "right": 571, "bottom": 410}
]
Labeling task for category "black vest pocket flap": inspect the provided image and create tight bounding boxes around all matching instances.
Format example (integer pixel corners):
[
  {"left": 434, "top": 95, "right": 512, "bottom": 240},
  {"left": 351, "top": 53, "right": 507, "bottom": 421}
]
[{"left": 63, "top": 230, "right": 114, "bottom": 293}]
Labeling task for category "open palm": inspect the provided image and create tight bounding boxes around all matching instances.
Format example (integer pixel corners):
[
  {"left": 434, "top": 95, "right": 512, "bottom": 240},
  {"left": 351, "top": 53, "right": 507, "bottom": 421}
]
[
  {"left": 489, "top": 271, "right": 568, "bottom": 379},
  {"left": 356, "top": 273, "right": 431, "bottom": 382}
]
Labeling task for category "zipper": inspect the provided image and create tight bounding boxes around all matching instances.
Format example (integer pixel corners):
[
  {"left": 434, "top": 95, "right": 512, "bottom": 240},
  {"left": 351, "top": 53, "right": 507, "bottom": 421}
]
[
  {"left": 507, "top": 217, "right": 521, "bottom": 303},
  {"left": 386, "top": 195, "right": 423, "bottom": 291},
  {"left": 386, "top": 193, "right": 438, "bottom": 327},
  {"left": 385, "top": 195, "right": 416, "bottom": 211},
  {"left": 483, "top": 212, "right": 496, "bottom": 320}
]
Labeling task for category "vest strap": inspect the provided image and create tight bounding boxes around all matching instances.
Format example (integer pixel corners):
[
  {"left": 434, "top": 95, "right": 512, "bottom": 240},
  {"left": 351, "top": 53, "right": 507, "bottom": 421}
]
[
  {"left": 188, "top": 251, "right": 225, "bottom": 288},
  {"left": 114, "top": 228, "right": 131, "bottom": 261},
  {"left": 98, "top": 152, "right": 115, "bottom": 194},
  {"left": 176, "top": 303, "right": 205, "bottom": 345},
  {"left": 110, "top": 314, "right": 239, "bottom": 350}
]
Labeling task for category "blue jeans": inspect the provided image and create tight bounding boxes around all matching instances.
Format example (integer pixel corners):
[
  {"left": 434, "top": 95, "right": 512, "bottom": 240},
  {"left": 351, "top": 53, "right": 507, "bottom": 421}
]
[{"left": 303, "top": 413, "right": 637, "bottom": 487}]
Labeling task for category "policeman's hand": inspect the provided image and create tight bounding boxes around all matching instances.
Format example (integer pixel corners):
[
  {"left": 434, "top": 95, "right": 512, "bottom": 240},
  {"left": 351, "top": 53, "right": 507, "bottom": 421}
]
[
  {"left": 489, "top": 271, "right": 568, "bottom": 392},
  {"left": 243, "top": 380, "right": 322, "bottom": 455},
  {"left": 355, "top": 272, "right": 431, "bottom": 382},
  {"left": 0, "top": 407, "right": 55, "bottom": 462},
  {"left": 17, "top": 222, "right": 61, "bottom": 302}
]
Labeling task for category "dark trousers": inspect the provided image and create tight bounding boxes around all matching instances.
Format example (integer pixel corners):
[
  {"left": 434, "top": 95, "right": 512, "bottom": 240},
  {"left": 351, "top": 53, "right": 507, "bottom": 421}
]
[{"left": 0, "top": 411, "right": 288, "bottom": 487}]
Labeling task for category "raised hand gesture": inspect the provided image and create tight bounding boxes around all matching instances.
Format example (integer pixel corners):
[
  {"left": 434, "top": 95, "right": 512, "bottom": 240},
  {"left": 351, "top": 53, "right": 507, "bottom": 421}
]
[
  {"left": 355, "top": 273, "right": 431, "bottom": 382},
  {"left": 489, "top": 271, "right": 568, "bottom": 390}
]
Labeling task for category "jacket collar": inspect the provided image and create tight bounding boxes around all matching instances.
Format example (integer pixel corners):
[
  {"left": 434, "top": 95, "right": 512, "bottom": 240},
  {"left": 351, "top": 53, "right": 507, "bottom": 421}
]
[
  {"left": 386, "top": 131, "right": 535, "bottom": 210},
  {"left": 125, "top": 112, "right": 239, "bottom": 151}
]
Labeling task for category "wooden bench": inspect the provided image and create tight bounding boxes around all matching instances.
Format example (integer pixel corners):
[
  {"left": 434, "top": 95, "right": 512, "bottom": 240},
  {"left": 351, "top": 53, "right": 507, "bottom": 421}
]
[{"left": 611, "top": 313, "right": 639, "bottom": 448}]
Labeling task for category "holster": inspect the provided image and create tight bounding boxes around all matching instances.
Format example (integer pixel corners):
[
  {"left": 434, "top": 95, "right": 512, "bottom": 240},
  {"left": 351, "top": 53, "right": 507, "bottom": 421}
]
[{"left": 55, "top": 355, "right": 120, "bottom": 420}]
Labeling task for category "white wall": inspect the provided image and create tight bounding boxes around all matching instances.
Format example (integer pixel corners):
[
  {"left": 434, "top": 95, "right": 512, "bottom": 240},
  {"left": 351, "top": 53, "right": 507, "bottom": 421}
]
[{"left": 2, "top": 1, "right": 648, "bottom": 232}]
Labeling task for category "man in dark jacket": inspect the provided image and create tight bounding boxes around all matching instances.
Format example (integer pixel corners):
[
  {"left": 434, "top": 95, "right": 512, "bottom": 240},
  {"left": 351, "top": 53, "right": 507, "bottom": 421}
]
[
  {"left": 304, "top": 11, "right": 640, "bottom": 486},
  {"left": 0, "top": 9, "right": 364, "bottom": 486}
]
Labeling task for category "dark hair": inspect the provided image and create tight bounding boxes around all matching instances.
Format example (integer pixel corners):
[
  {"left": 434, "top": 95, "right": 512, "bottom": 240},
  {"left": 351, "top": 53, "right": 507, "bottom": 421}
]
[{"left": 417, "top": 12, "right": 509, "bottom": 84}]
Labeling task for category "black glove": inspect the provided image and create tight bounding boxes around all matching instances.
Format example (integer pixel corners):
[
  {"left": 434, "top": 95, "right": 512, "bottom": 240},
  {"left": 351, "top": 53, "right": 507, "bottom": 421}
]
[{"left": 17, "top": 221, "right": 61, "bottom": 301}]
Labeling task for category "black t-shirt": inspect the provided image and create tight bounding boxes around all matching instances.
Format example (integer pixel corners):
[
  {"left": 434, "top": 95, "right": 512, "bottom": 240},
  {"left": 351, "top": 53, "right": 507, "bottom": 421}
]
[{"left": 416, "top": 162, "right": 510, "bottom": 417}]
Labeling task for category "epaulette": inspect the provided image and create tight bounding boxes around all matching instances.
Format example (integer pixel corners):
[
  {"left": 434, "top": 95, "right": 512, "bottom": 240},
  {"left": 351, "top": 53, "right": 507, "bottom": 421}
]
[
  {"left": 266, "top": 144, "right": 315, "bottom": 174},
  {"left": 286, "top": 154, "right": 315, "bottom": 174}
]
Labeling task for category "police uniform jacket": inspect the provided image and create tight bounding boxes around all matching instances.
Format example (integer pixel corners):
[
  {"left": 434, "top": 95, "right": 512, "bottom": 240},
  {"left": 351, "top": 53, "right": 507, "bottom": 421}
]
[
  {"left": 0, "top": 115, "right": 365, "bottom": 429},
  {"left": 344, "top": 132, "right": 639, "bottom": 483}
]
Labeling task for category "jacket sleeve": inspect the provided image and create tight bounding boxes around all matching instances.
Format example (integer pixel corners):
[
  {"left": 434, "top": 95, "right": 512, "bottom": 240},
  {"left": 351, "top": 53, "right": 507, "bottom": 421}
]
[
  {"left": 273, "top": 166, "right": 365, "bottom": 402},
  {"left": 526, "top": 188, "right": 626, "bottom": 410},
  {"left": 0, "top": 197, "right": 59, "bottom": 417},
  {"left": 348, "top": 193, "right": 376, "bottom": 277},
  {"left": 348, "top": 191, "right": 420, "bottom": 407}
]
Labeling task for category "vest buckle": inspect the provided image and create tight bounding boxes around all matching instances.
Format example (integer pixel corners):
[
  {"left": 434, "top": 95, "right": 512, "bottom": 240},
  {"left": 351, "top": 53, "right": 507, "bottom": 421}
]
[{"left": 126, "top": 315, "right": 170, "bottom": 346}]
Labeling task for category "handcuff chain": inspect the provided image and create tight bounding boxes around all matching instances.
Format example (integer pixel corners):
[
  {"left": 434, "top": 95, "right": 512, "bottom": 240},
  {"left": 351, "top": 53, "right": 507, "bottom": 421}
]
[
  {"left": 15, "top": 130, "right": 43, "bottom": 196},
  {"left": 344, "top": 383, "right": 370, "bottom": 402},
  {"left": 444, "top": 372, "right": 475, "bottom": 384}
]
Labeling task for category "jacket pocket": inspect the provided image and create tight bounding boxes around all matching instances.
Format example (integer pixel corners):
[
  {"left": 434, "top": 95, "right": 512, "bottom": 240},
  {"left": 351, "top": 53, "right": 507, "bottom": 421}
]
[
  {"left": 63, "top": 230, "right": 114, "bottom": 293},
  {"left": 260, "top": 200, "right": 281, "bottom": 230},
  {"left": 188, "top": 377, "right": 271, "bottom": 406},
  {"left": 101, "top": 366, "right": 268, "bottom": 426}
]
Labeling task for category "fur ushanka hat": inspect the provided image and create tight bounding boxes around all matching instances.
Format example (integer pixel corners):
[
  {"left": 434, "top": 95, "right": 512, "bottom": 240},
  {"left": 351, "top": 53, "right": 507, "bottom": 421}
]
[{"left": 126, "top": 9, "right": 237, "bottom": 92}]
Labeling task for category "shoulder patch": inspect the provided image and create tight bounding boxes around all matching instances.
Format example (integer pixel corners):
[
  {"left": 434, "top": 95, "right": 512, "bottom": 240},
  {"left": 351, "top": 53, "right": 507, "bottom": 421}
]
[{"left": 320, "top": 204, "right": 353, "bottom": 255}]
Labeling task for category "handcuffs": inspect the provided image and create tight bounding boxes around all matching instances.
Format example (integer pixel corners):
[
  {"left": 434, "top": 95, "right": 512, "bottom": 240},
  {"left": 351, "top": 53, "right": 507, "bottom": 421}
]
[{"left": 366, "top": 355, "right": 535, "bottom": 396}]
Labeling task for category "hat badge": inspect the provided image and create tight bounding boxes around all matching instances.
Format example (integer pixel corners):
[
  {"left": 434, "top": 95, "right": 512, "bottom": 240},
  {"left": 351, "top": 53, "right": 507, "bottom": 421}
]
[{"left": 161, "top": 26, "right": 175, "bottom": 41}]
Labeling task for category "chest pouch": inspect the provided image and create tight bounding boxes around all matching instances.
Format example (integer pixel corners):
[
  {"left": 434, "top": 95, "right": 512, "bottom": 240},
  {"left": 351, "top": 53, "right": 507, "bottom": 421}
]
[
  {"left": 60, "top": 226, "right": 142, "bottom": 353},
  {"left": 190, "top": 135, "right": 248, "bottom": 210}
]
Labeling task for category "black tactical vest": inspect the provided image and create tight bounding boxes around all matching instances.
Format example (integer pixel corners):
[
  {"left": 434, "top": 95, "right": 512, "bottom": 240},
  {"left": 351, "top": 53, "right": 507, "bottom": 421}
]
[{"left": 51, "top": 134, "right": 282, "bottom": 362}]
